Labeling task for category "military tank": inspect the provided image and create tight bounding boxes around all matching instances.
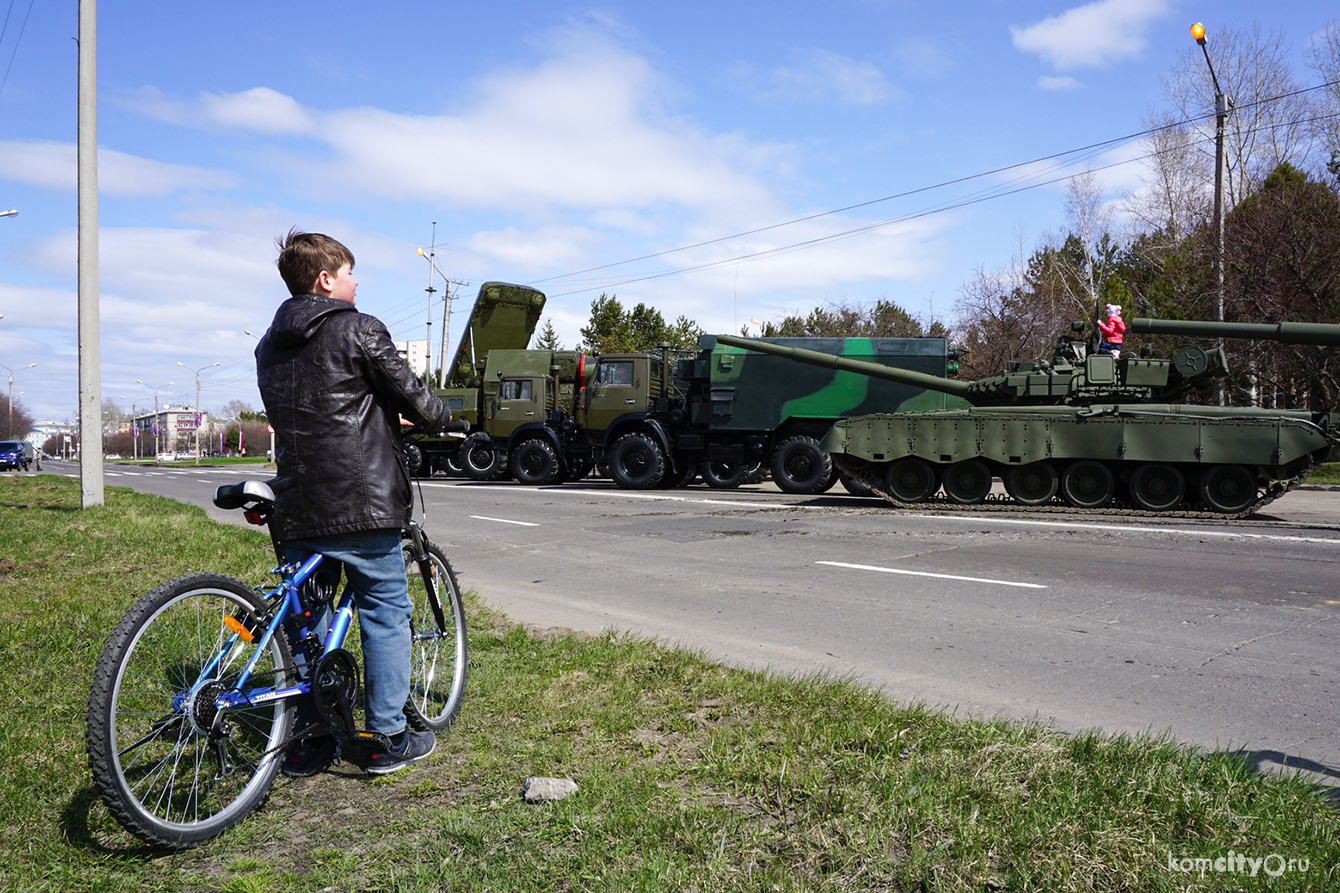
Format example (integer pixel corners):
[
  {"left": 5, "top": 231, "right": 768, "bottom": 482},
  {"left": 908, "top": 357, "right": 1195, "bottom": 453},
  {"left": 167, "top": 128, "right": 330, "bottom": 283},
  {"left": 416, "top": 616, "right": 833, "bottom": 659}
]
[{"left": 715, "top": 320, "right": 1340, "bottom": 517}]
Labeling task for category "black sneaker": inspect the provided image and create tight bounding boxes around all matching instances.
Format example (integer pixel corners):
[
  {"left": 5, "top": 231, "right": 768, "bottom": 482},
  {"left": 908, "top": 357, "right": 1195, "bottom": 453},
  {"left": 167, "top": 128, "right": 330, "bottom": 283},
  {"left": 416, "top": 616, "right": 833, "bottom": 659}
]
[
  {"left": 281, "top": 735, "right": 340, "bottom": 778},
  {"left": 366, "top": 729, "right": 436, "bottom": 775}
]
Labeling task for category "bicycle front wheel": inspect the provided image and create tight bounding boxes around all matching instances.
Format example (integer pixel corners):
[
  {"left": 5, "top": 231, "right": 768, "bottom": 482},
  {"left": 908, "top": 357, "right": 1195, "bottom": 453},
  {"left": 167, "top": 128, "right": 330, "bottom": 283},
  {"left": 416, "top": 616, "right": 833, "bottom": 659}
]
[
  {"left": 86, "top": 573, "right": 294, "bottom": 848},
  {"left": 403, "top": 543, "right": 468, "bottom": 732}
]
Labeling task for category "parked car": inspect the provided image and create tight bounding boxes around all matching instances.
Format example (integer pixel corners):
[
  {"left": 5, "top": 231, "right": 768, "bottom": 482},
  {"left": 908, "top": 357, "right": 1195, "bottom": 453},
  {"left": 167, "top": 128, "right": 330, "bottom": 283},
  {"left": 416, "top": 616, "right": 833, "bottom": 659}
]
[{"left": 0, "top": 441, "right": 28, "bottom": 471}]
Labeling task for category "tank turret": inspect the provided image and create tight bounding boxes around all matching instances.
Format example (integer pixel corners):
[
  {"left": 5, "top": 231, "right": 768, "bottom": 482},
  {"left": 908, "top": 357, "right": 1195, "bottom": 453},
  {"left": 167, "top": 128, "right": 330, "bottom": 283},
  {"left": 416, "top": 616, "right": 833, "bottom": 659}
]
[
  {"left": 715, "top": 332, "right": 1227, "bottom": 406},
  {"left": 715, "top": 329, "right": 1338, "bottom": 517}
]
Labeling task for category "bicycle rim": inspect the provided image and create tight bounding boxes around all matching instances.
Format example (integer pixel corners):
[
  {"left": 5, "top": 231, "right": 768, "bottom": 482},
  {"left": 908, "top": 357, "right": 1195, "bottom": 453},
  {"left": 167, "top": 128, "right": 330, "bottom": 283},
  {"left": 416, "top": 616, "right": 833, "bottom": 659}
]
[
  {"left": 88, "top": 574, "right": 293, "bottom": 847},
  {"left": 403, "top": 545, "right": 468, "bottom": 732}
]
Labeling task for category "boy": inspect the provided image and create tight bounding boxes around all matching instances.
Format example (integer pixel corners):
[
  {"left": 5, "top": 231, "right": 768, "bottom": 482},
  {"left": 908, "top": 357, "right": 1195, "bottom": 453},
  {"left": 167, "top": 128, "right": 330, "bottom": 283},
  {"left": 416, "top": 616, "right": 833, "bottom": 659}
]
[{"left": 256, "top": 229, "right": 452, "bottom": 776}]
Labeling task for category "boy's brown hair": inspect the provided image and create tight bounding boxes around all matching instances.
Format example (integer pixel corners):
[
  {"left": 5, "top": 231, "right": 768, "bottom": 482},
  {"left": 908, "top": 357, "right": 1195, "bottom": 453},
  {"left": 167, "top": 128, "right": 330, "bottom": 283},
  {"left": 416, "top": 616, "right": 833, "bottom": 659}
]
[{"left": 275, "top": 227, "right": 355, "bottom": 296}]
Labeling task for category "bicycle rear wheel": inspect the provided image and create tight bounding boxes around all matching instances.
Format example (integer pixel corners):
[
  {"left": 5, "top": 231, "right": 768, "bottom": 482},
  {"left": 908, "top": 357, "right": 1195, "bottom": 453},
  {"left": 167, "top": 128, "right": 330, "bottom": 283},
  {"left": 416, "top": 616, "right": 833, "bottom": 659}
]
[
  {"left": 86, "top": 573, "right": 294, "bottom": 848},
  {"left": 403, "top": 542, "right": 468, "bottom": 732}
]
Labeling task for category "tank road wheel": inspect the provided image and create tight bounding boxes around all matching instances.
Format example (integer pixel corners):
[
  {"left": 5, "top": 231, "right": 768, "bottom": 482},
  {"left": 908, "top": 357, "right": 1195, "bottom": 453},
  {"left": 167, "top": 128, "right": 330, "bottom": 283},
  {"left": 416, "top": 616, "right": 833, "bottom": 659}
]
[
  {"left": 1129, "top": 463, "right": 1185, "bottom": 512},
  {"left": 461, "top": 435, "right": 504, "bottom": 481},
  {"left": 610, "top": 433, "right": 667, "bottom": 489},
  {"left": 1005, "top": 462, "right": 1058, "bottom": 506},
  {"left": 702, "top": 459, "right": 747, "bottom": 489},
  {"left": 885, "top": 458, "right": 939, "bottom": 503},
  {"left": 942, "top": 459, "right": 993, "bottom": 505},
  {"left": 1060, "top": 461, "right": 1114, "bottom": 508},
  {"left": 510, "top": 439, "right": 562, "bottom": 486},
  {"left": 770, "top": 436, "right": 834, "bottom": 494},
  {"left": 1198, "top": 464, "right": 1258, "bottom": 514}
]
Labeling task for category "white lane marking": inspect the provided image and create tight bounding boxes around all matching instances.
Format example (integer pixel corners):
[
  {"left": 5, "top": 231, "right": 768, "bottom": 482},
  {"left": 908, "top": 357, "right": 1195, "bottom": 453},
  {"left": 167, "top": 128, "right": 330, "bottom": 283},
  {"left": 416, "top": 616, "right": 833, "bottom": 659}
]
[
  {"left": 817, "top": 560, "right": 1048, "bottom": 589},
  {"left": 923, "top": 514, "right": 1340, "bottom": 546},
  {"left": 470, "top": 515, "right": 539, "bottom": 527}
]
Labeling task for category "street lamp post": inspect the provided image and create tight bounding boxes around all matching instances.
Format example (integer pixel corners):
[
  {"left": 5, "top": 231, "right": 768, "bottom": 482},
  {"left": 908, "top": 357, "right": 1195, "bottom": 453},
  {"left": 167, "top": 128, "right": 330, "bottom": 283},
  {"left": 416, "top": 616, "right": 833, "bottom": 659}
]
[
  {"left": 137, "top": 379, "right": 174, "bottom": 460},
  {"left": 1192, "top": 22, "right": 1231, "bottom": 405},
  {"left": 1, "top": 362, "right": 36, "bottom": 439},
  {"left": 0, "top": 209, "right": 16, "bottom": 218},
  {"left": 177, "top": 361, "right": 219, "bottom": 464}
]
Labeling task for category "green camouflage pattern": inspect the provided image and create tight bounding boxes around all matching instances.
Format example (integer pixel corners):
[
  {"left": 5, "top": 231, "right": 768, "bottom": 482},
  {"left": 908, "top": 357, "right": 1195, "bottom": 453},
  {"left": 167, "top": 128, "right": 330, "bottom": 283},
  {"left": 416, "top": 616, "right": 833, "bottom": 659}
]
[{"left": 689, "top": 335, "right": 965, "bottom": 431}]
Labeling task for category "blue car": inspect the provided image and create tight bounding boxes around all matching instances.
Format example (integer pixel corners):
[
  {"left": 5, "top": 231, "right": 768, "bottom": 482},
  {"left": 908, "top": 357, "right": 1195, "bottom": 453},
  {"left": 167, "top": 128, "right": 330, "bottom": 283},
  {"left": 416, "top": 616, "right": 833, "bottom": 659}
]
[{"left": 0, "top": 441, "right": 28, "bottom": 471}]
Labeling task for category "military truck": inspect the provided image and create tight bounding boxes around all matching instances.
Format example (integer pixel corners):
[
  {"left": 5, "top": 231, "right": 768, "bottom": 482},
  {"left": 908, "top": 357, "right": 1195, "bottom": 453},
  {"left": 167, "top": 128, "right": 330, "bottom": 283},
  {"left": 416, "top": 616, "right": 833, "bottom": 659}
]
[
  {"left": 455, "top": 335, "right": 965, "bottom": 493},
  {"left": 404, "top": 281, "right": 547, "bottom": 476}
]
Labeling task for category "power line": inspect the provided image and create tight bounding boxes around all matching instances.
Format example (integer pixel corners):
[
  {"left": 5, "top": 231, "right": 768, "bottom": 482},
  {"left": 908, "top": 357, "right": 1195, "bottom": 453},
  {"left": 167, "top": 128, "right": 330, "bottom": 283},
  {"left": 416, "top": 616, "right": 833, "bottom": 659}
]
[
  {"left": 531, "top": 81, "right": 1340, "bottom": 300},
  {"left": 0, "top": 0, "right": 34, "bottom": 99}
]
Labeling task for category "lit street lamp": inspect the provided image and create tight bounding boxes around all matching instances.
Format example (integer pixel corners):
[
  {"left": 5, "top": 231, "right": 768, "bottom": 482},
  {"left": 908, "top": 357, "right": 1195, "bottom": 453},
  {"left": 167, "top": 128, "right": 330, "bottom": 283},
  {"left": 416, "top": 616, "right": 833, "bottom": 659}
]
[
  {"left": 137, "top": 379, "right": 174, "bottom": 459},
  {"left": 177, "top": 361, "right": 219, "bottom": 464},
  {"left": 1192, "top": 22, "right": 1231, "bottom": 405},
  {"left": 1, "top": 361, "right": 36, "bottom": 439}
]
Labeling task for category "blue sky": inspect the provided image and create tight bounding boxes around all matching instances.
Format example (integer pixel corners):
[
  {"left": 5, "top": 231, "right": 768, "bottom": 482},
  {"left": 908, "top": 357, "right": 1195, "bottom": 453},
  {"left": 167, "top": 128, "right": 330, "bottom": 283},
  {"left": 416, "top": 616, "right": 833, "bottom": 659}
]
[{"left": 1, "top": 1, "right": 1336, "bottom": 421}]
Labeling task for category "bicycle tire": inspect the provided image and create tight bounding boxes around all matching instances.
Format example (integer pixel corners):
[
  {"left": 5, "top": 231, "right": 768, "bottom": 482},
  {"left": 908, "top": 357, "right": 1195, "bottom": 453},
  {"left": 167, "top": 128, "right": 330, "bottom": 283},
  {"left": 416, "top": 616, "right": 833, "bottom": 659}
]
[
  {"left": 86, "top": 573, "right": 295, "bottom": 848},
  {"left": 403, "top": 543, "right": 468, "bottom": 732}
]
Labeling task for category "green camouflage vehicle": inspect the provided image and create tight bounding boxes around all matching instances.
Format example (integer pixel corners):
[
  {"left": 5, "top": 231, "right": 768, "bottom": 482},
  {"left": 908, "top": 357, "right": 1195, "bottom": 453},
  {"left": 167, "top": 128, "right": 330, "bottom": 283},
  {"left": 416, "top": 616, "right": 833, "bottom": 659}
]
[
  {"left": 717, "top": 320, "right": 1340, "bottom": 517},
  {"left": 666, "top": 335, "right": 965, "bottom": 492}
]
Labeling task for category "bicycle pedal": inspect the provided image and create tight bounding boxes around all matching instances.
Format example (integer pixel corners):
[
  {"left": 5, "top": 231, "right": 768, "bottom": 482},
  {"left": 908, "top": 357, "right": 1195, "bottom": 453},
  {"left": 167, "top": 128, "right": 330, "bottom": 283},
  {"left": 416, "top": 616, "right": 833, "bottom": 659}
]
[{"left": 352, "top": 729, "right": 392, "bottom": 752}]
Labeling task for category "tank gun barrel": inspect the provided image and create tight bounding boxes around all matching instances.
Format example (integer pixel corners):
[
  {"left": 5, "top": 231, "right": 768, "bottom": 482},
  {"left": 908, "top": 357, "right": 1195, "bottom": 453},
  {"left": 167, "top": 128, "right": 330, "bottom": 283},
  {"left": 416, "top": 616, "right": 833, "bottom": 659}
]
[
  {"left": 714, "top": 334, "right": 978, "bottom": 402},
  {"left": 1129, "top": 318, "right": 1340, "bottom": 347}
]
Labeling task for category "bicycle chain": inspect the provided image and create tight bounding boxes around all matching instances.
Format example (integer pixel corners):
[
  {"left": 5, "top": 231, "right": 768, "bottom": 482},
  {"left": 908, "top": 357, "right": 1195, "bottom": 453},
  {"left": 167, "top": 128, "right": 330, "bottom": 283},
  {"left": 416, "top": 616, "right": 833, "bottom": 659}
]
[{"left": 836, "top": 457, "right": 1308, "bottom": 522}]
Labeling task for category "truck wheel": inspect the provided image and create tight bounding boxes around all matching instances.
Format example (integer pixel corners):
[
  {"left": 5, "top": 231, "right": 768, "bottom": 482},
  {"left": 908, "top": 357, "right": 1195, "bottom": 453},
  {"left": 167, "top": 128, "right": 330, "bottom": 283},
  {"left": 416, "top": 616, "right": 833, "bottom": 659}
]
[
  {"left": 461, "top": 434, "right": 504, "bottom": 481},
  {"left": 659, "top": 462, "right": 697, "bottom": 489},
  {"left": 741, "top": 462, "right": 768, "bottom": 485},
  {"left": 564, "top": 458, "right": 594, "bottom": 483},
  {"left": 442, "top": 450, "right": 465, "bottom": 477},
  {"left": 609, "top": 433, "right": 666, "bottom": 489},
  {"left": 511, "top": 439, "right": 562, "bottom": 486},
  {"left": 770, "top": 436, "right": 834, "bottom": 494},
  {"left": 702, "top": 459, "right": 747, "bottom": 489}
]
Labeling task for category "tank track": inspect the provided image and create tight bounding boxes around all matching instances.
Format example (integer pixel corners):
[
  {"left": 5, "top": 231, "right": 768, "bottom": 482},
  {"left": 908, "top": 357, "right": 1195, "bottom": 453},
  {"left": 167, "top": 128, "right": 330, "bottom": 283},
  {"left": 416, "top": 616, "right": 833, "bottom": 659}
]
[{"left": 834, "top": 457, "right": 1310, "bottom": 522}]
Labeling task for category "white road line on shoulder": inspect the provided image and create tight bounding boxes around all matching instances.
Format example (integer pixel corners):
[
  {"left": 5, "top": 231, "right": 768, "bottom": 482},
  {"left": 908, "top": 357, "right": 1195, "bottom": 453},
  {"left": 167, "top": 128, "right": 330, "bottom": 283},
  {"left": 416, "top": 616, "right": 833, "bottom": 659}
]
[
  {"left": 470, "top": 515, "right": 539, "bottom": 527},
  {"left": 817, "top": 560, "right": 1048, "bottom": 589},
  {"left": 923, "top": 514, "right": 1340, "bottom": 546}
]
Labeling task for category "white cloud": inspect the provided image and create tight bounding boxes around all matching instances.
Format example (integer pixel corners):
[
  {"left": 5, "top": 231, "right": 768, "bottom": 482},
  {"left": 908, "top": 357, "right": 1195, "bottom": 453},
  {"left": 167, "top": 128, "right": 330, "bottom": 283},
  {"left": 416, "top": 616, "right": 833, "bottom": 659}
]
[
  {"left": 466, "top": 225, "right": 604, "bottom": 272},
  {"left": 200, "top": 87, "right": 318, "bottom": 135},
  {"left": 767, "top": 49, "right": 896, "bottom": 105},
  {"left": 0, "top": 141, "right": 235, "bottom": 196},
  {"left": 1039, "top": 75, "right": 1082, "bottom": 91},
  {"left": 1010, "top": 0, "right": 1172, "bottom": 70}
]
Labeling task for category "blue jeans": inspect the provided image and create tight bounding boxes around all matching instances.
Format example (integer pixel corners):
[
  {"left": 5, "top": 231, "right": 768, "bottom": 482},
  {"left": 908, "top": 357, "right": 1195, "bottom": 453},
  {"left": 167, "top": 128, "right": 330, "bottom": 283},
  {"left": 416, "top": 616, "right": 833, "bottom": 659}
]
[{"left": 284, "top": 528, "right": 410, "bottom": 736}]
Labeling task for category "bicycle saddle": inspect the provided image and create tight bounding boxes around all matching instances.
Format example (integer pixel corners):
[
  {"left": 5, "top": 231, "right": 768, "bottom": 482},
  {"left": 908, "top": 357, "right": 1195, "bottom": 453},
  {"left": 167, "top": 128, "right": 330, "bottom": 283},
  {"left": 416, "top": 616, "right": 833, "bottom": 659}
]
[{"left": 213, "top": 477, "right": 291, "bottom": 511}]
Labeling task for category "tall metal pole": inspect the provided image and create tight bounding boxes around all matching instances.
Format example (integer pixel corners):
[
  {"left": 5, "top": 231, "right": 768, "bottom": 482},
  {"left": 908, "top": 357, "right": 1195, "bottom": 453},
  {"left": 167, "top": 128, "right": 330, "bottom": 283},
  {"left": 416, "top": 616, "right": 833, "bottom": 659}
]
[
  {"left": 1193, "top": 23, "right": 1230, "bottom": 406},
  {"left": 138, "top": 379, "right": 173, "bottom": 459},
  {"left": 177, "top": 361, "right": 218, "bottom": 464},
  {"left": 78, "top": 0, "right": 103, "bottom": 504},
  {"left": 2, "top": 363, "right": 35, "bottom": 439}
]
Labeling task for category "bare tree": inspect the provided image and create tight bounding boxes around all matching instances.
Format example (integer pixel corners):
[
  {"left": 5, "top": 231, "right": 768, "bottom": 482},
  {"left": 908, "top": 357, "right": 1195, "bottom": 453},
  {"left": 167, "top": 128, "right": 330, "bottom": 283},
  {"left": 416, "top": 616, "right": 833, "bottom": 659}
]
[
  {"left": 1306, "top": 20, "right": 1340, "bottom": 183},
  {"left": 1160, "top": 23, "right": 1314, "bottom": 207},
  {"left": 1124, "top": 110, "right": 1209, "bottom": 237}
]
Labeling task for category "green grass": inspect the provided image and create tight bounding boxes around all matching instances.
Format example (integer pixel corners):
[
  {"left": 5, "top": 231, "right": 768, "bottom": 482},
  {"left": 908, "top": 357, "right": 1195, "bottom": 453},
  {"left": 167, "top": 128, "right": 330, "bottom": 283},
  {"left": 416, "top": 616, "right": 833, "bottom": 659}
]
[
  {"left": 1308, "top": 463, "right": 1340, "bottom": 485},
  {"left": 0, "top": 475, "right": 1336, "bottom": 892}
]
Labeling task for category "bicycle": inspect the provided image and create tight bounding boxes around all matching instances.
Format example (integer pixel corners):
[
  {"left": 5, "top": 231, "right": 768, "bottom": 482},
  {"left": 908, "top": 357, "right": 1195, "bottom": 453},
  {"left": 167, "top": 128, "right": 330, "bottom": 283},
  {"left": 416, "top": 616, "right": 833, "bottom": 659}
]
[{"left": 84, "top": 445, "right": 468, "bottom": 849}]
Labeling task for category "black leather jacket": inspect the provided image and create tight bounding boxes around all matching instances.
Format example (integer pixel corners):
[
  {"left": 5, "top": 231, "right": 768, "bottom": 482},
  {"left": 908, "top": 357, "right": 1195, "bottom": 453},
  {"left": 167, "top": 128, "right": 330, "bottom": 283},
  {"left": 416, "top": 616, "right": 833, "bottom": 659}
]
[{"left": 255, "top": 295, "right": 451, "bottom": 541}]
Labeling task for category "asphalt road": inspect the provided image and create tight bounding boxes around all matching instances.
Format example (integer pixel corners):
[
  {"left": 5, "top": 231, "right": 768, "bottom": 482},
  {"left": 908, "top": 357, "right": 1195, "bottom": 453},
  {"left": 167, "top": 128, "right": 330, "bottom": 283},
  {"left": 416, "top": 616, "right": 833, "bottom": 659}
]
[{"left": 42, "top": 460, "right": 1340, "bottom": 786}]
